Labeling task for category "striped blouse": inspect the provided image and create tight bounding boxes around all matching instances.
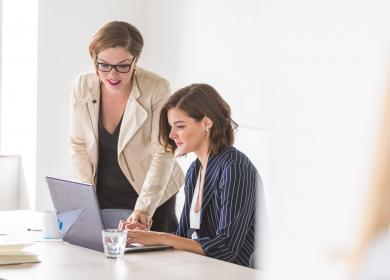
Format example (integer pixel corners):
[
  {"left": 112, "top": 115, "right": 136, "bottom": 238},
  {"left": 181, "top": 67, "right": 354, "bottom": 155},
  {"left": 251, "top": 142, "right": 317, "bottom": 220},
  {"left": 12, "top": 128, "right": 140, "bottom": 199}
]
[{"left": 176, "top": 146, "right": 261, "bottom": 267}]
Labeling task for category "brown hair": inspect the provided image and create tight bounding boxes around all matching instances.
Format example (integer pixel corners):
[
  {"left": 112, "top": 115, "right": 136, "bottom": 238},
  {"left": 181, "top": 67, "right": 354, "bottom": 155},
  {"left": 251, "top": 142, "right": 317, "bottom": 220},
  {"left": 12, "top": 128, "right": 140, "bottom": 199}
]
[
  {"left": 88, "top": 21, "right": 144, "bottom": 65},
  {"left": 159, "top": 83, "right": 238, "bottom": 155}
]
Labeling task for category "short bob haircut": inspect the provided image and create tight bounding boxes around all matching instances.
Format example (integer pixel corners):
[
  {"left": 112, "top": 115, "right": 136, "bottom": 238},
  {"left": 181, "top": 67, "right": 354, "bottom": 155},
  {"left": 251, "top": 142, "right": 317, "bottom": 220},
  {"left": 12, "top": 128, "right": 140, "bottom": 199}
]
[
  {"left": 159, "top": 83, "right": 238, "bottom": 155},
  {"left": 88, "top": 21, "right": 144, "bottom": 65}
]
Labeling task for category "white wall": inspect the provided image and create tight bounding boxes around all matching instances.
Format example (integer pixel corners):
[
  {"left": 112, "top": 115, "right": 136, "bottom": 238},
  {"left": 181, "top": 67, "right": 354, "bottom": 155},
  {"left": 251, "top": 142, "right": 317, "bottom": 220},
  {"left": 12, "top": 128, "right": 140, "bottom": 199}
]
[
  {"left": 0, "top": 0, "right": 38, "bottom": 209},
  {"left": 260, "top": 1, "right": 390, "bottom": 279},
  {"left": 0, "top": 156, "right": 20, "bottom": 210}
]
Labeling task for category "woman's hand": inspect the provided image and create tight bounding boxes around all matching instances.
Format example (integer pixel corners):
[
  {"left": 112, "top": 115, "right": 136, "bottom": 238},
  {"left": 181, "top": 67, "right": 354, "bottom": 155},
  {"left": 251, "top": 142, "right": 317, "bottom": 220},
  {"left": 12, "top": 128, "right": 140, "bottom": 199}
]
[
  {"left": 127, "top": 230, "right": 169, "bottom": 246},
  {"left": 118, "top": 220, "right": 147, "bottom": 231},
  {"left": 127, "top": 210, "right": 153, "bottom": 229},
  {"left": 126, "top": 230, "right": 205, "bottom": 255}
]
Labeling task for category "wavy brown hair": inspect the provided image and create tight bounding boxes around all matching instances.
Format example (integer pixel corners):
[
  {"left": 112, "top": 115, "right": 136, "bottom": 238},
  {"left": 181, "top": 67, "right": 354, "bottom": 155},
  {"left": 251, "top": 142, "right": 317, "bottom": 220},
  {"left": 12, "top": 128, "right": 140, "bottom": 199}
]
[
  {"left": 88, "top": 21, "right": 144, "bottom": 65},
  {"left": 159, "top": 83, "right": 238, "bottom": 155}
]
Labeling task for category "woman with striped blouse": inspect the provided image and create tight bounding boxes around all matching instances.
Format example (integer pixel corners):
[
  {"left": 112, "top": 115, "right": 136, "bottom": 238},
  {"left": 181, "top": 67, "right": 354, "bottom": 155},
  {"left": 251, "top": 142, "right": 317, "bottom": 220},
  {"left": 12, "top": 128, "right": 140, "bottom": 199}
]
[{"left": 120, "top": 83, "right": 261, "bottom": 267}]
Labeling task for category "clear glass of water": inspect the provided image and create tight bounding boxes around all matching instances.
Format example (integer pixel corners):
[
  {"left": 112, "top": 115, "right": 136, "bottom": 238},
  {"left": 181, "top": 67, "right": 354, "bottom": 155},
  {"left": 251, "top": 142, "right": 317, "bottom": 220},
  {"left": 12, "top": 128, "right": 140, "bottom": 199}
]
[{"left": 102, "top": 229, "right": 127, "bottom": 258}]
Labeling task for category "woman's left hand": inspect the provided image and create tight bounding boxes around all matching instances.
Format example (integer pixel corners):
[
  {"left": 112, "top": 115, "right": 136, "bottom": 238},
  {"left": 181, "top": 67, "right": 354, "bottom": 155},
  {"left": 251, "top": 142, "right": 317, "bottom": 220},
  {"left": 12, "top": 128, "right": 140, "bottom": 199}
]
[{"left": 127, "top": 210, "right": 152, "bottom": 229}]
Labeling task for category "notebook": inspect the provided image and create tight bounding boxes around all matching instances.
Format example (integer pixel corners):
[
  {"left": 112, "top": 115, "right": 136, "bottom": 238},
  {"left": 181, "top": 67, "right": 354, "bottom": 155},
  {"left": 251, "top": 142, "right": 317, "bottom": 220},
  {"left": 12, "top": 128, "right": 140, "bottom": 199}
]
[
  {"left": 45, "top": 177, "right": 172, "bottom": 253},
  {"left": 0, "top": 243, "right": 40, "bottom": 265}
]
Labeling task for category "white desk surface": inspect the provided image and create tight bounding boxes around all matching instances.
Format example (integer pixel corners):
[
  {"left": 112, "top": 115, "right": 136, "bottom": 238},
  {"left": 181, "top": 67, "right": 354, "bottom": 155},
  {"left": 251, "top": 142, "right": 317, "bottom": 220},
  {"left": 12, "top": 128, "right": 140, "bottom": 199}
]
[{"left": 0, "top": 211, "right": 262, "bottom": 280}]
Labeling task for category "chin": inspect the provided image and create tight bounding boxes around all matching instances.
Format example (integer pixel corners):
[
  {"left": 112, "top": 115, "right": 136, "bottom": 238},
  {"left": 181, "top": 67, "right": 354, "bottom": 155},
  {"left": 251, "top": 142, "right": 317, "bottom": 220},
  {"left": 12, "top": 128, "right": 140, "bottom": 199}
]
[
  {"left": 177, "top": 147, "right": 188, "bottom": 155},
  {"left": 108, "top": 85, "right": 122, "bottom": 91}
]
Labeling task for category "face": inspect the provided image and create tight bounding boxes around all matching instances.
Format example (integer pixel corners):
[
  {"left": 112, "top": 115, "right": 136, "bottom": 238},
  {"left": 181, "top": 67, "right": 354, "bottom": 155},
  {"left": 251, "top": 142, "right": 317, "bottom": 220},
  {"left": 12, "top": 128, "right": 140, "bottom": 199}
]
[
  {"left": 167, "top": 107, "right": 212, "bottom": 156},
  {"left": 96, "top": 47, "right": 136, "bottom": 94}
]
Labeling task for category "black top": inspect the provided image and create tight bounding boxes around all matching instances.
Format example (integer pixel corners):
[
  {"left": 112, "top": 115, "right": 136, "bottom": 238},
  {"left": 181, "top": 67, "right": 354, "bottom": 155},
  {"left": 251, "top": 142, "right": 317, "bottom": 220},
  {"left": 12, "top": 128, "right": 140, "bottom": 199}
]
[{"left": 96, "top": 104, "right": 138, "bottom": 209}]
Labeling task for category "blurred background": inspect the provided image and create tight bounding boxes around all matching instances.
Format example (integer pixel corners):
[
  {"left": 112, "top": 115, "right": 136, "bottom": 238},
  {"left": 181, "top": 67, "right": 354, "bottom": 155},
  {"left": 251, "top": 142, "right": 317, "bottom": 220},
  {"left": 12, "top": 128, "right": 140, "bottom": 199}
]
[{"left": 1, "top": 0, "right": 390, "bottom": 279}]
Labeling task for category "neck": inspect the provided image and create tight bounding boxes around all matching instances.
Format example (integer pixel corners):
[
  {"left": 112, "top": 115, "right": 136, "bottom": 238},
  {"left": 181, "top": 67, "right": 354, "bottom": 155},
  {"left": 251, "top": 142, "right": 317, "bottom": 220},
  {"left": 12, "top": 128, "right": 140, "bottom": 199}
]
[
  {"left": 194, "top": 137, "right": 212, "bottom": 169},
  {"left": 102, "top": 81, "right": 132, "bottom": 98},
  {"left": 195, "top": 150, "right": 209, "bottom": 171}
]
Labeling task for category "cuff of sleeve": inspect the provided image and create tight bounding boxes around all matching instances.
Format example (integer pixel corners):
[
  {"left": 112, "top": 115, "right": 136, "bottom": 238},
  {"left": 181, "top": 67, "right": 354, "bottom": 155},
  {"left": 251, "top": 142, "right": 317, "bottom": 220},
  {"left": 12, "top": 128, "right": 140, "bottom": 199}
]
[
  {"left": 196, "top": 236, "right": 236, "bottom": 261},
  {"left": 134, "top": 201, "right": 156, "bottom": 217},
  {"left": 195, "top": 237, "right": 217, "bottom": 257}
]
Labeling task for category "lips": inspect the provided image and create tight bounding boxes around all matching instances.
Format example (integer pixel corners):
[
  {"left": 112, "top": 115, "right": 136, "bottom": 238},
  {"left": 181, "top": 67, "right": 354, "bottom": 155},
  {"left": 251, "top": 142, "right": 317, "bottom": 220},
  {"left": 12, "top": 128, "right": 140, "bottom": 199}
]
[{"left": 107, "top": 79, "right": 121, "bottom": 86}]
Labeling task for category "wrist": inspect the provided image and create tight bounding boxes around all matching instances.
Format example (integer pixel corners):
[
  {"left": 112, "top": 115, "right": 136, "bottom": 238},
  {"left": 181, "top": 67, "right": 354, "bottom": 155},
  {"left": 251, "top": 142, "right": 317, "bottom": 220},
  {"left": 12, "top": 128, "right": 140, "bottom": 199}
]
[
  {"left": 158, "top": 232, "right": 174, "bottom": 246},
  {"left": 133, "top": 209, "right": 149, "bottom": 216}
]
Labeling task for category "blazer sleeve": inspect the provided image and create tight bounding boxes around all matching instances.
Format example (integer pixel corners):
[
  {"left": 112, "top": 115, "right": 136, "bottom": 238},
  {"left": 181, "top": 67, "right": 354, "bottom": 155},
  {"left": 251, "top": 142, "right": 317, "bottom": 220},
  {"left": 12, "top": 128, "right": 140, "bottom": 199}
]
[
  {"left": 196, "top": 162, "right": 257, "bottom": 262},
  {"left": 134, "top": 79, "right": 177, "bottom": 215},
  {"left": 69, "top": 75, "right": 93, "bottom": 184}
]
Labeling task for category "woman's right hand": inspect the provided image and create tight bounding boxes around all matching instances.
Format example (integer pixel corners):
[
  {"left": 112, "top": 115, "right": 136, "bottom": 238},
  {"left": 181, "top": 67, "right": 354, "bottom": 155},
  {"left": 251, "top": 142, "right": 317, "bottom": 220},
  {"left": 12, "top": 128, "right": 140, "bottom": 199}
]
[
  {"left": 118, "top": 220, "right": 147, "bottom": 231},
  {"left": 126, "top": 210, "right": 153, "bottom": 229}
]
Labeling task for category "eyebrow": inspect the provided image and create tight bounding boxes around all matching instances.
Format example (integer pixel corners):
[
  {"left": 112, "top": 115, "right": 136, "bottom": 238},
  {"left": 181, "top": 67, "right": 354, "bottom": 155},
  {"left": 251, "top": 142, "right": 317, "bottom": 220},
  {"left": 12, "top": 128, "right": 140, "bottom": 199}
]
[
  {"left": 173, "top": 121, "right": 185, "bottom": 125},
  {"left": 96, "top": 58, "right": 132, "bottom": 64}
]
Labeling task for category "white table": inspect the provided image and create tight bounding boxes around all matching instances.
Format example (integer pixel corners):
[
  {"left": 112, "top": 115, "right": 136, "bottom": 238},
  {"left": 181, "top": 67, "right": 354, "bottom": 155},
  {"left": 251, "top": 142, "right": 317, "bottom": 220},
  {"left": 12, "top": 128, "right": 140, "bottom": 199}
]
[{"left": 0, "top": 211, "right": 262, "bottom": 280}]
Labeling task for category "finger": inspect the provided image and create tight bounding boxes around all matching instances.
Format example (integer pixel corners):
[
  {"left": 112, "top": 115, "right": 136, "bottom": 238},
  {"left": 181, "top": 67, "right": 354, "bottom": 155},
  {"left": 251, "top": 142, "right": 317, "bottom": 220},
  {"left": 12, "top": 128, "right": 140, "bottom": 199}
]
[
  {"left": 129, "top": 221, "right": 145, "bottom": 228},
  {"left": 146, "top": 219, "right": 153, "bottom": 229},
  {"left": 142, "top": 216, "right": 151, "bottom": 227},
  {"left": 119, "top": 221, "right": 131, "bottom": 230},
  {"left": 125, "top": 222, "right": 145, "bottom": 230},
  {"left": 140, "top": 217, "right": 147, "bottom": 226},
  {"left": 135, "top": 222, "right": 147, "bottom": 230},
  {"left": 127, "top": 238, "right": 138, "bottom": 244},
  {"left": 126, "top": 238, "right": 134, "bottom": 245},
  {"left": 127, "top": 229, "right": 143, "bottom": 235},
  {"left": 118, "top": 220, "right": 128, "bottom": 230},
  {"left": 127, "top": 214, "right": 138, "bottom": 223}
]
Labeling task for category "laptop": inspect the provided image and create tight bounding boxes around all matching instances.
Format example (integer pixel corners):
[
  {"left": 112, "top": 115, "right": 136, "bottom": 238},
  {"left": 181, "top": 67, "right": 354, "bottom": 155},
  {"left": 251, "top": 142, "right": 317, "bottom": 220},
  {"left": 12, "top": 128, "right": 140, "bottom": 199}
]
[{"left": 45, "top": 176, "right": 173, "bottom": 253}]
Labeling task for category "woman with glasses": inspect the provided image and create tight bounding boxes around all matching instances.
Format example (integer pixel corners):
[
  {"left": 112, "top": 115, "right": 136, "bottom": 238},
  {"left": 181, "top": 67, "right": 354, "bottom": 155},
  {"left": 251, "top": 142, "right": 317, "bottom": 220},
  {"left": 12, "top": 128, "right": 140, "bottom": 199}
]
[
  {"left": 69, "top": 21, "right": 184, "bottom": 232},
  {"left": 120, "top": 83, "right": 262, "bottom": 267}
]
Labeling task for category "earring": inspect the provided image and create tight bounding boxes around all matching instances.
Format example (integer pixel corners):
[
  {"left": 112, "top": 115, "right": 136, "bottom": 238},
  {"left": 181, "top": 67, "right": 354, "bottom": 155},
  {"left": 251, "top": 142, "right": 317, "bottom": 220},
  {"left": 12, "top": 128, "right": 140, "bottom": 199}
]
[{"left": 205, "top": 128, "right": 209, "bottom": 133}]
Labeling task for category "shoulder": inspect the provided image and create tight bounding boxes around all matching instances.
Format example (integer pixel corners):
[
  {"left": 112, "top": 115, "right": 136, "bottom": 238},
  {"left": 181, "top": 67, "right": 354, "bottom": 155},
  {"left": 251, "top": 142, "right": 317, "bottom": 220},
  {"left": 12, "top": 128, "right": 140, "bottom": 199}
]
[
  {"left": 72, "top": 71, "right": 99, "bottom": 100},
  {"left": 213, "top": 147, "right": 257, "bottom": 173},
  {"left": 135, "top": 67, "right": 170, "bottom": 96}
]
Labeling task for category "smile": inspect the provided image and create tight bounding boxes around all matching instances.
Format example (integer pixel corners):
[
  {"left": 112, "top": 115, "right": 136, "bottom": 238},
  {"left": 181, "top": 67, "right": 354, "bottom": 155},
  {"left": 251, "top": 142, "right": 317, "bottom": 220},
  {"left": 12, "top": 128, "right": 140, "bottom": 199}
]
[{"left": 107, "top": 79, "right": 121, "bottom": 86}]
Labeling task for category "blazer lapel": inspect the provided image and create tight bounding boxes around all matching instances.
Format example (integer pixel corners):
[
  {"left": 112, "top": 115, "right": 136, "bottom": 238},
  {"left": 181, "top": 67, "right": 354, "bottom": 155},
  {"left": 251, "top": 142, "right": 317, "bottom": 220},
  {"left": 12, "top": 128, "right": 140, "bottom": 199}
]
[
  {"left": 180, "top": 162, "right": 200, "bottom": 235},
  {"left": 79, "top": 78, "right": 100, "bottom": 167},
  {"left": 200, "top": 154, "right": 219, "bottom": 220},
  {"left": 187, "top": 161, "right": 200, "bottom": 202},
  {"left": 118, "top": 80, "right": 147, "bottom": 155}
]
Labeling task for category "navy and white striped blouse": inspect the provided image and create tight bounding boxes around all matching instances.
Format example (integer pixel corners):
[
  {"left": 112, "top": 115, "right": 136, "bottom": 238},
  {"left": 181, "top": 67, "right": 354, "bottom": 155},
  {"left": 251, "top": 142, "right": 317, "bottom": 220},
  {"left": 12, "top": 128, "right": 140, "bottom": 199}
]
[{"left": 176, "top": 146, "right": 261, "bottom": 267}]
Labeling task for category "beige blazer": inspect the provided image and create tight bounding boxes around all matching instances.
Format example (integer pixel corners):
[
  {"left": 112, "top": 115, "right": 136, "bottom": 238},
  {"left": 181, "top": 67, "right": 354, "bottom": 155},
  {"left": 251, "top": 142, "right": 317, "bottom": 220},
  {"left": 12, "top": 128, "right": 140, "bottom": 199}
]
[{"left": 69, "top": 67, "right": 184, "bottom": 216}]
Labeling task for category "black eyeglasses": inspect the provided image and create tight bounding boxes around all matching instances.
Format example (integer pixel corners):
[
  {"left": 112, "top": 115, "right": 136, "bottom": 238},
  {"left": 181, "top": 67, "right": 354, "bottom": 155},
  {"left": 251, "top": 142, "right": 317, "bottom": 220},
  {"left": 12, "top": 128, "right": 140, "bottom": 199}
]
[{"left": 96, "top": 57, "right": 136, "bottom": 73}]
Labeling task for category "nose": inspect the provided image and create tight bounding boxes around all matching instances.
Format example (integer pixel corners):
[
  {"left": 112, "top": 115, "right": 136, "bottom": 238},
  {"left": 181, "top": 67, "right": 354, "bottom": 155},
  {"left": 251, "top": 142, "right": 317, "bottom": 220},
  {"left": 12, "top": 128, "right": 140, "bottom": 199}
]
[
  {"left": 108, "top": 67, "right": 120, "bottom": 75},
  {"left": 169, "top": 128, "right": 177, "bottom": 140}
]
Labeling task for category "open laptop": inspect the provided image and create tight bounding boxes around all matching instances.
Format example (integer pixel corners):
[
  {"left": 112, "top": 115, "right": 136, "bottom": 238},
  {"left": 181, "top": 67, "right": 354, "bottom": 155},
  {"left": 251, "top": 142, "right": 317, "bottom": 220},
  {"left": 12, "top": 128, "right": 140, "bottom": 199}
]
[{"left": 45, "top": 176, "right": 172, "bottom": 253}]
